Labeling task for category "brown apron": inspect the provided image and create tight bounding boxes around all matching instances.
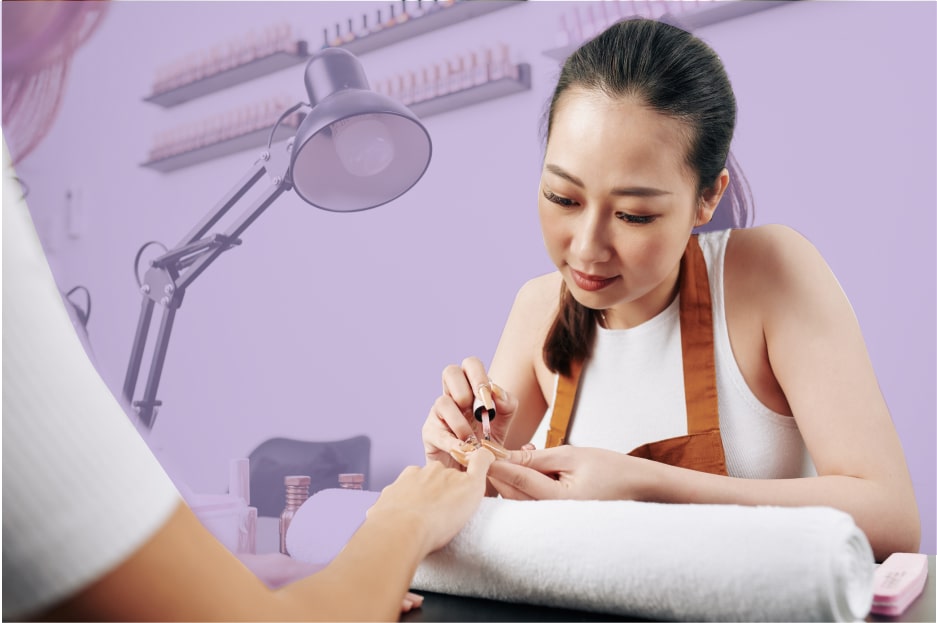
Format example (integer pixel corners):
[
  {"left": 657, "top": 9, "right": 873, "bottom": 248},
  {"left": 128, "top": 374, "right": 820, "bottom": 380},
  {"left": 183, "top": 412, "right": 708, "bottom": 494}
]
[{"left": 544, "top": 235, "right": 729, "bottom": 476}]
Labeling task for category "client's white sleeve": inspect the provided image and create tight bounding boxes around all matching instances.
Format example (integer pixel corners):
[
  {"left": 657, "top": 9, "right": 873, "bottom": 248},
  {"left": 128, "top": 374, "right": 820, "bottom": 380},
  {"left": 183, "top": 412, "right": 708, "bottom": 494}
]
[{"left": 2, "top": 141, "right": 181, "bottom": 619}]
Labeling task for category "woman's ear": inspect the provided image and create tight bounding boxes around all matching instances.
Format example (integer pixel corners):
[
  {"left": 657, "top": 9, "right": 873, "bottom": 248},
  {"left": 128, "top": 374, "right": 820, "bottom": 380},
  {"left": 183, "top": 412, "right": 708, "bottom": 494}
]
[{"left": 696, "top": 168, "right": 730, "bottom": 227}]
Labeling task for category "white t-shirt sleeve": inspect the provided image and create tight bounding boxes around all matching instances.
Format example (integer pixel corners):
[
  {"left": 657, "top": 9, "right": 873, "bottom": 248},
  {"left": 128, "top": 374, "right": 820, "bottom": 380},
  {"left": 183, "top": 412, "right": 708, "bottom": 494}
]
[{"left": 2, "top": 141, "right": 182, "bottom": 619}]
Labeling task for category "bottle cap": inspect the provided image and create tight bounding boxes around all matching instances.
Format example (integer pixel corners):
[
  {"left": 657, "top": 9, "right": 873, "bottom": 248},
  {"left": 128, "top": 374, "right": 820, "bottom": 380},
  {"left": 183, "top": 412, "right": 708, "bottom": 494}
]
[
  {"left": 338, "top": 473, "right": 365, "bottom": 484},
  {"left": 284, "top": 475, "right": 311, "bottom": 486}
]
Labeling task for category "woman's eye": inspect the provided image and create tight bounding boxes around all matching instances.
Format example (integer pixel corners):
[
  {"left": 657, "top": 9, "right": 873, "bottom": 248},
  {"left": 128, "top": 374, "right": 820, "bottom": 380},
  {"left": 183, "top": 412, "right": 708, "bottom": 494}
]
[
  {"left": 616, "top": 212, "right": 656, "bottom": 224},
  {"left": 542, "top": 188, "right": 576, "bottom": 207}
]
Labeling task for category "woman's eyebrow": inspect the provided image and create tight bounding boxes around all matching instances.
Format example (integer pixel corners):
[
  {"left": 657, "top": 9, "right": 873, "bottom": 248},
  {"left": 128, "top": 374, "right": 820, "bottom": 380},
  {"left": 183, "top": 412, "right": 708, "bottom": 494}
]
[{"left": 544, "top": 163, "right": 670, "bottom": 197}]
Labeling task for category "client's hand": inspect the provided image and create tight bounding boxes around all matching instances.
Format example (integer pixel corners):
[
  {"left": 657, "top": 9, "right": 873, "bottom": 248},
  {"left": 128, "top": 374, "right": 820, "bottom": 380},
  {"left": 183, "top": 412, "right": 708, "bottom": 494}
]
[
  {"left": 368, "top": 446, "right": 496, "bottom": 554},
  {"left": 422, "top": 356, "right": 518, "bottom": 469},
  {"left": 487, "top": 445, "right": 653, "bottom": 501}
]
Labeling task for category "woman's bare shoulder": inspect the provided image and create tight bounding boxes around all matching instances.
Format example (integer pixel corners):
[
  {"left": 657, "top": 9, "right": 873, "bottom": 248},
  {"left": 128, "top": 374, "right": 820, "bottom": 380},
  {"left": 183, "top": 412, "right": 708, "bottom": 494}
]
[
  {"left": 726, "top": 225, "right": 829, "bottom": 294},
  {"left": 499, "top": 272, "right": 562, "bottom": 363},
  {"left": 514, "top": 272, "right": 563, "bottom": 312},
  {"left": 727, "top": 224, "right": 822, "bottom": 269},
  {"left": 726, "top": 224, "right": 843, "bottom": 323}
]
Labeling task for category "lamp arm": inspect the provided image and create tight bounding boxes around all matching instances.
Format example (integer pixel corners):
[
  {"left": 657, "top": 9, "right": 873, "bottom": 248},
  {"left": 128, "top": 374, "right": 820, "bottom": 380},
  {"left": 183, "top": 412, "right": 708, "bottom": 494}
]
[{"left": 123, "top": 143, "right": 294, "bottom": 428}]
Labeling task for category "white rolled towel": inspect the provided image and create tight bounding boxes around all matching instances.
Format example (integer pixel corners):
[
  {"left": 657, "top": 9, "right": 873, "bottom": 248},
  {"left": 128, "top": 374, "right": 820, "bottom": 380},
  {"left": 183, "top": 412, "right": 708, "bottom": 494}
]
[{"left": 287, "top": 490, "right": 874, "bottom": 621}]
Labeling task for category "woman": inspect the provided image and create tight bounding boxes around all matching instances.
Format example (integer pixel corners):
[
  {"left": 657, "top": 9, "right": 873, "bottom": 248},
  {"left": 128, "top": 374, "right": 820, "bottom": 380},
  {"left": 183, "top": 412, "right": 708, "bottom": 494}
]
[
  {"left": 421, "top": 18, "right": 919, "bottom": 562},
  {"left": 2, "top": 2, "right": 495, "bottom": 620}
]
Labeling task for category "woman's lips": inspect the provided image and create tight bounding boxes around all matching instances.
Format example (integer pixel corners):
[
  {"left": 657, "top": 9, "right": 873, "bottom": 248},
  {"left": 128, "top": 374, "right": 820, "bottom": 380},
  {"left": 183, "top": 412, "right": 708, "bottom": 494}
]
[{"left": 570, "top": 268, "right": 619, "bottom": 292}]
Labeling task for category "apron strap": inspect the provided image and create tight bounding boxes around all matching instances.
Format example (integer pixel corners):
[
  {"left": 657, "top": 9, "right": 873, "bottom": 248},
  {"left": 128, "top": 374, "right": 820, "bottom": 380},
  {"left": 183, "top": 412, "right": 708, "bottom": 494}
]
[
  {"left": 545, "top": 235, "right": 722, "bottom": 455},
  {"left": 679, "top": 235, "right": 719, "bottom": 434},
  {"left": 545, "top": 359, "right": 582, "bottom": 448}
]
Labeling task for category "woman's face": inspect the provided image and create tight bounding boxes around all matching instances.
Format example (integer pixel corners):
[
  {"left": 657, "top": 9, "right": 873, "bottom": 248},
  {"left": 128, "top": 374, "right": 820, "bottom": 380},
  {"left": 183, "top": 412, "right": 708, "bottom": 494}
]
[{"left": 538, "top": 88, "right": 718, "bottom": 324}]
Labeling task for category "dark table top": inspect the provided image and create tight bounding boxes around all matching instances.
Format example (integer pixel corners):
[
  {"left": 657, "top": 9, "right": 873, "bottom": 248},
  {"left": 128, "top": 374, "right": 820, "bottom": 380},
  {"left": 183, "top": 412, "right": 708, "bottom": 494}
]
[{"left": 402, "top": 555, "right": 936, "bottom": 622}]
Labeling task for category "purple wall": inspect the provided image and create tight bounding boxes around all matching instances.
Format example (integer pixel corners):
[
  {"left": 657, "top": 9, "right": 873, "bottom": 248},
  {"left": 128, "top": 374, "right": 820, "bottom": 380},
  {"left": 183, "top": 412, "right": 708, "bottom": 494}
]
[{"left": 16, "top": 1, "right": 935, "bottom": 553}]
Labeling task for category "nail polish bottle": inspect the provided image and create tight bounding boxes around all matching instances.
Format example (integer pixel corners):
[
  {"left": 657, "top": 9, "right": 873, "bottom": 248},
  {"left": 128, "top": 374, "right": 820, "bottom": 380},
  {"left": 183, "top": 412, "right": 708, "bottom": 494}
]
[
  {"left": 356, "top": 14, "right": 370, "bottom": 39},
  {"left": 279, "top": 475, "right": 311, "bottom": 556},
  {"left": 397, "top": 0, "right": 411, "bottom": 24},
  {"left": 338, "top": 473, "right": 365, "bottom": 490},
  {"left": 343, "top": 18, "right": 356, "bottom": 43},
  {"left": 329, "top": 23, "right": 344, "bottom": 48},
  {"left": 434, "top": 62, "right": 448, "bottom": 96}
]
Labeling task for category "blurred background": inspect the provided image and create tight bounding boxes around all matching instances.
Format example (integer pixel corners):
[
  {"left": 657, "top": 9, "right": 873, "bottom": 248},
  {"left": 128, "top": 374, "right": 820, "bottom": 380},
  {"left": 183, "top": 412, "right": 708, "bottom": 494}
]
[{"left": 9, "top": 1, "right": 935, "bottom": 553}]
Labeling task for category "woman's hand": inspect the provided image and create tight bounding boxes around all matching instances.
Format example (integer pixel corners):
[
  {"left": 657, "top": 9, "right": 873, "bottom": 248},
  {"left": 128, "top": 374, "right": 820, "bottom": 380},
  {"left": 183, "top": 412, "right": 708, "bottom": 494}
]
[
  {"left": 422, "top": 356, "right": 518, "bottom": 468},
  {"left": 487, "top": 445, "right": 655, "bottom": 501},
  {"left": 368, "top": 446, "right": 496, "bottom": 554}
]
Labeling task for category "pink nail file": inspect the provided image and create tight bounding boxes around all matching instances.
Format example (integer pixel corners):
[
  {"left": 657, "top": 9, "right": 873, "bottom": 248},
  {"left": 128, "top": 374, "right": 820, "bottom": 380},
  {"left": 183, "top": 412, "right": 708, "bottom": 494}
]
[{"left": 870, "top": 552, "right": 929, "bottom": 616}]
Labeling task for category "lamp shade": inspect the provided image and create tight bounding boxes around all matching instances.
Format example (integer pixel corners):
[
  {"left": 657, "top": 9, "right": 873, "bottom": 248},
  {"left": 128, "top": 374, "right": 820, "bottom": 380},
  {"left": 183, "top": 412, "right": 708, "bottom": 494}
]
[{"left": 290, "top": 48, "right": 432, "bottom": 212}]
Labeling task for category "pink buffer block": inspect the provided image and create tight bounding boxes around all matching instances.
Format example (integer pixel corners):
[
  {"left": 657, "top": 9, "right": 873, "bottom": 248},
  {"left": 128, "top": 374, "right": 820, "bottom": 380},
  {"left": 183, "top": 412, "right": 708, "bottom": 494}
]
[{"left": 870, "top": 552, "right": 929, "bottom": 616}]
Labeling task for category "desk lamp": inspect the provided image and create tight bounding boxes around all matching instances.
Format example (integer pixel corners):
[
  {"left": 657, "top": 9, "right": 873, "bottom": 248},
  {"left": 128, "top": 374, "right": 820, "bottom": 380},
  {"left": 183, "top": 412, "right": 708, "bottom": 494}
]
[{"left": 123, "top": 48, "right": 432, "bottom": 428}]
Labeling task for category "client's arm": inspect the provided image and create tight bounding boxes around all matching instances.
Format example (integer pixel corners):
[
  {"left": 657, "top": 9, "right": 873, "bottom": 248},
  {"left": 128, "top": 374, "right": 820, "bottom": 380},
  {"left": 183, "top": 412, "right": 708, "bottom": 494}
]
[{"left": 41, "top": 452, "right": 493, "bottom": 622}]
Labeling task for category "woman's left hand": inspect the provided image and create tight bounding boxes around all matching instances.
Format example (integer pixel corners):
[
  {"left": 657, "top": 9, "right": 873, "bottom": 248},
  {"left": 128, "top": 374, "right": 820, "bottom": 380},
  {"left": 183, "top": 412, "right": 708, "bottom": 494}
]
[{"left": 487, "top": 445, "right": 655, "bottom": 501}]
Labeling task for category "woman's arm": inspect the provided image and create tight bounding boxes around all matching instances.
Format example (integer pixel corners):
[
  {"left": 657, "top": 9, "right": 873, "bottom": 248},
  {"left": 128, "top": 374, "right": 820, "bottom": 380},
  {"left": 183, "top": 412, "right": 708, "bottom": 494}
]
[
  {"left": 40, "top": 453, "right": 495, "bottom": 621},
  {"left": 421, "top": 274, "right": 556, "bottom": 466},
  {"left": 492, "top": 273, "right": 558, "bottom": 451},
  {"left": 720, "top": 224, "right": 919, "bottom": 557},
  {"left": 488, "top": 226, "right": 919, "bottom": 560}
]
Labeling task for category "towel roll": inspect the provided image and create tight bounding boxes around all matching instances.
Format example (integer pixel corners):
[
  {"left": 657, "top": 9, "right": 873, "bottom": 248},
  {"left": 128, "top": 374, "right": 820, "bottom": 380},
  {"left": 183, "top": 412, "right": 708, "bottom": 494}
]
[{"left": 286, "top": 490, "right": 874, "bottom": 621}]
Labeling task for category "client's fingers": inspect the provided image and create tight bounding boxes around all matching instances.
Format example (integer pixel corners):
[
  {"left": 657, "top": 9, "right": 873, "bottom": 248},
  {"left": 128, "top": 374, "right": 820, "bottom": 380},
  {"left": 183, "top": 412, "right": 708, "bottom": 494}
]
[
  {"left": 488, "top": 459, "right": 563, "bottom": 500},
  {"left": 464, "top": 446, "right": 496, "bottom": 480},
  {"left": 501, "top": 446, "right": 567, "bottom": 471}
]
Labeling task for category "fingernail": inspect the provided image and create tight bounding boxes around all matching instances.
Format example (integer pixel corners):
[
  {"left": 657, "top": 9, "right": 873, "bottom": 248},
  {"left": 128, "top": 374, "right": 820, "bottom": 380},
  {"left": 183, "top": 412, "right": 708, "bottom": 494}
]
[
  {"left": 449, "top": 448, "right": 469, "bottom": 467},
  {"left": 481, "top": 439, "right": 510, "bottom": 460}
]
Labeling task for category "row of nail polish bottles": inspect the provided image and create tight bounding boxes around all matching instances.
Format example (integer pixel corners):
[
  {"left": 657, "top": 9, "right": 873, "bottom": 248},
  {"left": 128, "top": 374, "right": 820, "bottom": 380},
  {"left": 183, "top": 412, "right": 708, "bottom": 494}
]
[
  {"left": 152, "top": 21, "right": 303, "bottom": 95},
  {"left": 321, "top": 0, "right": 458, "bottom": 48},
  {"left": 372, "top": 43, "right": 519, "bottom": 106},
  {"left": 148, "top": 94, "right": 298, "bottom": 161}
]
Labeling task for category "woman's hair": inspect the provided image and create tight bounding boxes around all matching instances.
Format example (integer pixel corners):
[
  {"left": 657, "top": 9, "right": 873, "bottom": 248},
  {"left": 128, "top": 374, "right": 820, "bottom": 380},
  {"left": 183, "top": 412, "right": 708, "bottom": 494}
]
[{"left": 541, "top": 18, "right": 753, "bottom": 376}]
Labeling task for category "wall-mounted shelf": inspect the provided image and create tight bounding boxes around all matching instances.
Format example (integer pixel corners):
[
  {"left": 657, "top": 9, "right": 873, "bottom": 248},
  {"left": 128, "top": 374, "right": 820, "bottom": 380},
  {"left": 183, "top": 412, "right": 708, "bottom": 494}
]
[
  {"left": 543, "top": 1, "right": 789, "bottom": 61},
  {"left": 334, "top": 0, "right": 523, "bottom": 56},
  {"left": 409, "top": 63, "right": 531, "bottom": 119},
  {"left": 144, "top": 42, "right": 309, "bottom": 108},
  {"left": 140, "top": 122, "right": 299, "bottom": 173}
]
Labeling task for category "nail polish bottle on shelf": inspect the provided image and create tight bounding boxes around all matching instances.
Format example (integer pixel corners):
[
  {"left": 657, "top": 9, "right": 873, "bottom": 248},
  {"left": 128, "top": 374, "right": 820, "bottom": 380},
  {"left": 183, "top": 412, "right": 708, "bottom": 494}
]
[
  {"left": 279, "top": 475, "right": 311, "bottom": 556},
  {"left": 356, "top": 14, "right": 370, "bottom": 39},
  {"left": 433, "top": 63, "right": 448, "bottom": 97},
  {"left": 470, "top": 50, "right": 486, "bottom": 87},
  {"left": 420, "top": 66, "right": 434, "bottom": 100},
  {"left": 386, "top": 3, "right": 398, "bottom": 28},
  {"left": 329, "top": 23, "right": 344, "bottom": 47},
  {"left": 397, "top": 0, "right": 410, "bottom": 24},
  {"left": 321, "top": 26, "right": 330, "bottom": 49},
  {"left": 485, "top": 46, "right": 501, "bottom": 81},
  {"left": 499, "top": 43, "right": 518, "bottom": 80},
  {"left": 338, "top": 473, "right": 365, "bottom": 490},
  {"left": 372, "top": 8, "right": 384, "bottom": 34},
  {"left": 343, "top": 18, "right": 356, "bottom": 43},
  {"left": 447, "top": 56, "right": 464, "bottom": 94}
]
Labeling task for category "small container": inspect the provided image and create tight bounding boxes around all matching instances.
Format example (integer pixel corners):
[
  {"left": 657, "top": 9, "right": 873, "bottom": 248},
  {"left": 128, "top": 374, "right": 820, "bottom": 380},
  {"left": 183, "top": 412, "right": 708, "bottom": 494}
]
[
  {"left": 279, "top": 475, "right": 311, "bottom": 555},
  {"left": 338, "top": 473, "right": 365, "bottom": 490}
]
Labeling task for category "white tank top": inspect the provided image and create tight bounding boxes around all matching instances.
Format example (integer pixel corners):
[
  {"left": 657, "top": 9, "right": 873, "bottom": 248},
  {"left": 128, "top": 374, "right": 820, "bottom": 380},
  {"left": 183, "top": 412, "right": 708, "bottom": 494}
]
[{"left": 532, "top": 229, "right": 816, "bottom": 479}]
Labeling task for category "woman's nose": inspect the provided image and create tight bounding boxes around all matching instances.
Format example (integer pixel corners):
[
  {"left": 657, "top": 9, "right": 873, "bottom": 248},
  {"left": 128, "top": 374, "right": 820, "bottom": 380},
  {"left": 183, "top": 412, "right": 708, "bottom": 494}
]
[{"left": 571, "top": 209, "right": 612, "bottom": 264}]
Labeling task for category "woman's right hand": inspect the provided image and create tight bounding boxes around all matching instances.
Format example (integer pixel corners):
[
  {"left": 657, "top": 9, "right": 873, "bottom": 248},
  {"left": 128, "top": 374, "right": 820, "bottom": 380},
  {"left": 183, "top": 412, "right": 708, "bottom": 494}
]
[
  {"left": 422, "top": 356, "right": 518, "bottom": 468},
  {"left": 367, "top": 447, "right": 495, "bottom": 555}
]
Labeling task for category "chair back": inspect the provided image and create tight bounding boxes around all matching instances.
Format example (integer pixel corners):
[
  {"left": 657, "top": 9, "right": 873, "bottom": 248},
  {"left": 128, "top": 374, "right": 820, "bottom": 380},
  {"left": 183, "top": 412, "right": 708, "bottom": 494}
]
[{"left": 247, "top": 435, "right": 371, "bottom": 517}]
